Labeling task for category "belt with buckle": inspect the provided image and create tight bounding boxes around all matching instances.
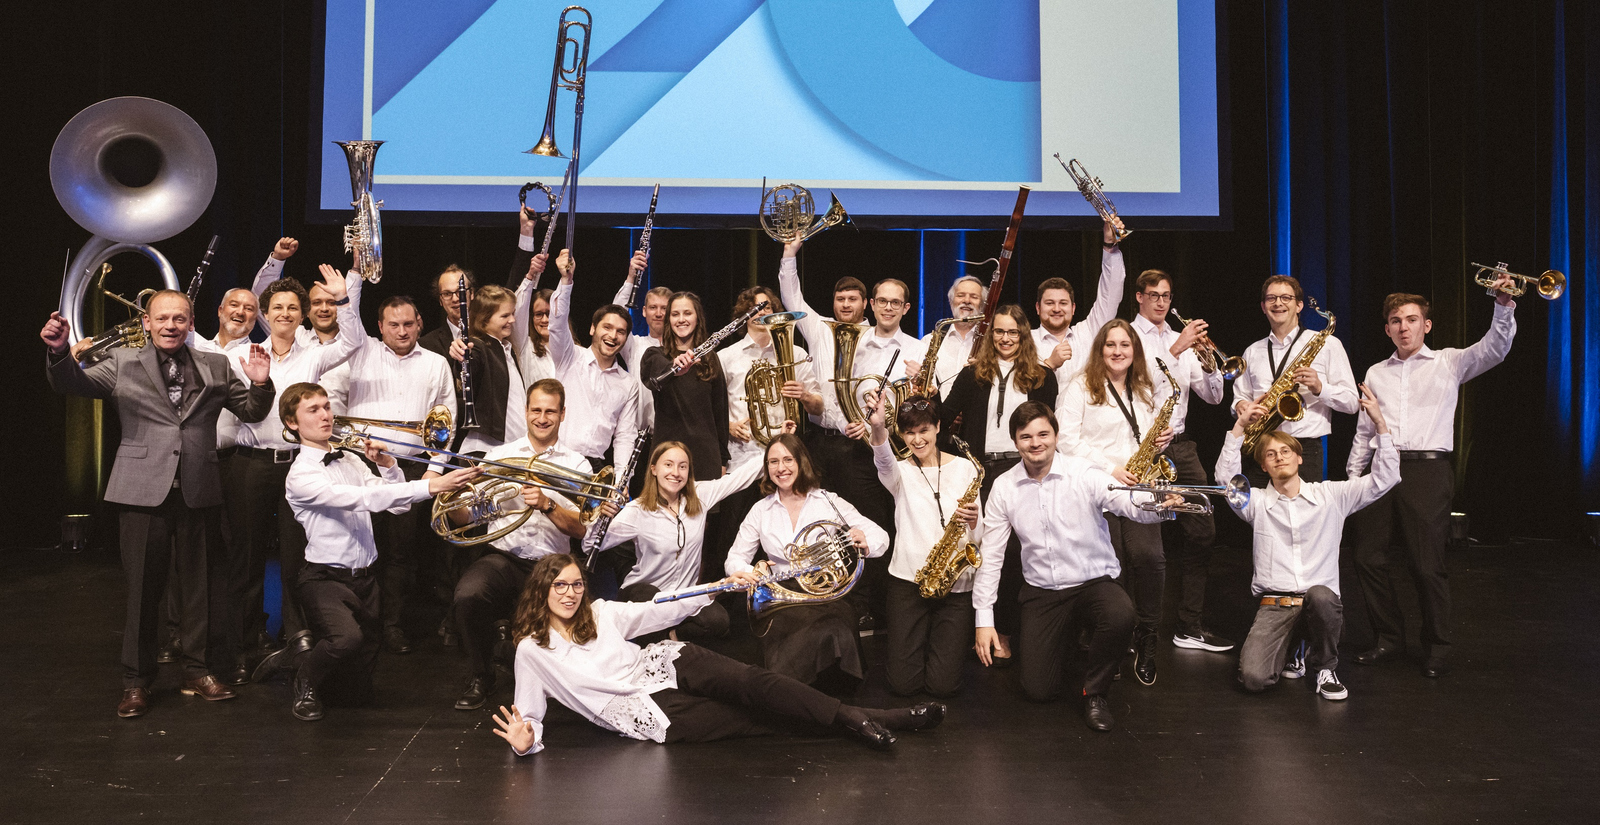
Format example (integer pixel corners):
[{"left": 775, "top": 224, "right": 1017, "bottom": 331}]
[
  {"left": 236, "top": 445, "right": 299, "bottom": 463},
  {"left": 1260, "top": 595, "right": 1304, "bottom": 607},
  {"left": 983, "top": 451, "right": 1020, "bottom": 462},
  {"left": 1399, "top": 450, "right": 1451, "bottom": 460}
]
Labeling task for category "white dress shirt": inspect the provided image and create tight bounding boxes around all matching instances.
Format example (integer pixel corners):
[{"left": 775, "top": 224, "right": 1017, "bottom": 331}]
[
  {"left": 550, "top": 281, "right": 641, "bottom": 460},
  {"left": 596, "top": 457, "right": 763, "bottom": 593},
  {"left": 1034, "top": 244, "right": 1127, "bottom": 389},
  {"left": 726, "top": 488, "right": 890, "bottom": 576},
  {"left": 973, "top": 454, "right": 1162, "bottom": 627},
  {"left": 981, "top": 358, "right": 1033, "bottom": 452},
  {"left": 284, "top": 445, "right": 434, "bottom": 569},
  {"left": 718, "top": 336, "right": 820, "bottom": 464},
  {"left": 481, "top": 439, "right": 593, "bottom": 560},
  {"left": 612, "top": 279, "right": 662, "bottom": 431},
  {"left": 192, "top": 333, "right": 253, "bottom": 449},
  {"left": 1056, "top": 373, "right": 1163, "bottom": 473},
  {"left": 1348, "top": 302, "right": 1516, "bottom": 475},
  {"left": 1218, "top": 431, "right": 1399, "bottom": 596},
  {"left": 1130, "top": 314, "right": 1226, "bottom": 435},
  {"left": 873, "top": 442, "right": 981, "bottom": 592},
  {"left": 511, "top": 597, "right": 716, "bottom": 754},
  {"left": 919, "top": 323, "right": 980, "bottom": 400},
  {"left": 777, "top": 256, "right": 867, "bottom": 432},
  {"left": 320, "top": 338, "right": 455, "bottom": 455},
  {"left": 236, "top": 283, "right": 364, "bottom": 451},
  {"left": 1230, "top": 324, "right": 1358, "bottom": 439}
]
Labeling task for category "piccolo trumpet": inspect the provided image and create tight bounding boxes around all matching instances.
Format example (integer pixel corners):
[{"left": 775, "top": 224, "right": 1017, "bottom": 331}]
[
  {"left": 1108, "top": 474, "right": 1252, "bottom": 519},
  {"left": 1471, "top": 261, "right": 1565, "bottom": 300}
]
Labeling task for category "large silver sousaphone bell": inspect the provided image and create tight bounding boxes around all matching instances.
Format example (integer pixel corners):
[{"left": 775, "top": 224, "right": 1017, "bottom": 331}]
[{"left": 51, "top": 97, "right": 217, "bottom": 344}]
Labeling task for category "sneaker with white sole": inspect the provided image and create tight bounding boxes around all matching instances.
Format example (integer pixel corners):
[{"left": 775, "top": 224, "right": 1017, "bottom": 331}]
[
  {"left": 1172, "top": 628, "right": 1236, "bottom": 652},
  {"left": 1282, "top": 640, "right": 1308, "bottom": 679},
  {"left": 1316, "top": 668, "right": 1348, "bottom": 700}
]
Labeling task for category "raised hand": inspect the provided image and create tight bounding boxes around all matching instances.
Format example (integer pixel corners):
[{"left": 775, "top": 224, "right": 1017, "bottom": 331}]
[
  {"left": 556, "top": 249, "right": 575, "bottom": 281},
  {"left": 527, "top": 253, "right": 547, "bottom": 282},
  {"left": 315, "top": 263, "right": 350, "bottom": 303},
  {"left": 491, "top": 705, "right": 537, "bottom": 753},
  {"left": 1358, "top": 383, "right": 1388, "bottom": 434},
  {"left": 40, "top": 311, "right": 71, "bottom": 354},
  {"left": 628, "top": 250, "right": 648, "bottom": 278},
  {"left": 272, "top": 237, "right": 299, "bottom": 261},
  {"left": 783, "top": 238, "right": 803, "bottom": 258},
  {"left": 241, "top": 344, "right": 271, "bottom": 384}
]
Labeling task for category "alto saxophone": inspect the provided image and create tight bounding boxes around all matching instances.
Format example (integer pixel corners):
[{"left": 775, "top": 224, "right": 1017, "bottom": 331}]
[
  {"left": 913, "top": 436, "right": 985, "bottom": 599},
  {"left": 1242, "top": 299, "right": 1336, "bottom": 456},
  {"left": 1124, "top": 360, "right": 1181, "bottom": 485}
]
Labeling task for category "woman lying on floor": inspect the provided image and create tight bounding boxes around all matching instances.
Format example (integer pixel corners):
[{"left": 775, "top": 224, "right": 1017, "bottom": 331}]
[{"left": 491, "top": 554, "right": 945, "bottom": 753}]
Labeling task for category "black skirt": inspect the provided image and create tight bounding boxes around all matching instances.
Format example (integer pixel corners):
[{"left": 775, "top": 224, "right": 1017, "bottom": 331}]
[{"left": 751, "top": 599, "right": 864, "bottom": 685}]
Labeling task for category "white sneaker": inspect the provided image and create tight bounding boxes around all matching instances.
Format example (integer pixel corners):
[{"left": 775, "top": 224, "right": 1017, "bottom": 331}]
[
  {"left": 1282, "top": 640, "right": 1308, "bottom": 679},
  {"left": 1316, "top": 668, "right": 1348, "bottom": 700}
]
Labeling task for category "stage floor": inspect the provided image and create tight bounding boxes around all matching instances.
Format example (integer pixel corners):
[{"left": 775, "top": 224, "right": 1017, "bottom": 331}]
[{"left": 2, "top": 539, "right": 1596, "bottom": 824}]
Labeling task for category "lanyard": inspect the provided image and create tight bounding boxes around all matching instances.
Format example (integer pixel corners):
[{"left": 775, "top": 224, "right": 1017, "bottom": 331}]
[
  {"left": 1267, "top": 328, "right": 1307, "bottom": 381},
  {"left": 1106, "top": 381, "right": 1142, "bottom": 442}
]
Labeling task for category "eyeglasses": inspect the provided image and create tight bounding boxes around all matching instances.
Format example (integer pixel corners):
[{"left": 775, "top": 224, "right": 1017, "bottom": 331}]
[
  {"left": 991, "top": 329, "right": 1022, "bottom": 340},
  {"left": 902, "top": 397, "right": 934, "bottom": 412},
  {"left": 1263, "top": 295, "right": 1297, "bottom": 305},
  {"left": 872, "top": 298, "right": 906, "bottom": 309},
  {"left": 533, "top": 310, "right": 550, "bottom": 319},
  {"left": 1141, "top": 291, "right": 1173, "bottom": 301},
  {"left": 550, "top": 580, "right": 586, "bottom": 595}
]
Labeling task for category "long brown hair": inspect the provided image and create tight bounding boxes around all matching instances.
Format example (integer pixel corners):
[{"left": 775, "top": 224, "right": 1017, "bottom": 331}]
[
  {"left": 469, "top": 284, "right": 515, "bottom": 342},
  {"left": 1082, "top": 319, "right": 1155, "bottom": 407},
  {"left": 973, "top": 305, "right": 1047, "bottom": 391},
  {"left": 511, "top": 554, "right": 597, "bottom": 648},
  {"left": 530, "top": 287, "right": 553, "bottom": 357},
  {"left": 758, "top": 433, "right": 820, "bottom": 496},
  {"left": 638, "top": 441, "right": 703, "bottom": 517},
  {"left": 661, "top": 291, "right": 717, "bottom": 381}
]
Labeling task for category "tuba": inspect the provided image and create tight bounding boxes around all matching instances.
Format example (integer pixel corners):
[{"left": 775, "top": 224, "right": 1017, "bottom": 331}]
[
  {"left": 759, "top": 180, "right": 851, "bottom": 243},
  {"left": 744, "top": 311, "right": 810, "bottom": 446},
  {"left": 51, "top": 97, "right": 216, "bottom": 346},
  {"left": 335, "top": 140, "right": 384, "bottom": 283}
]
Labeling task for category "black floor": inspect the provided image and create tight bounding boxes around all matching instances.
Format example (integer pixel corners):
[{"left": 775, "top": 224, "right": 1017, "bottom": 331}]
[{"left": 3, "top": 538, "right": 1597, "bottom": 824}]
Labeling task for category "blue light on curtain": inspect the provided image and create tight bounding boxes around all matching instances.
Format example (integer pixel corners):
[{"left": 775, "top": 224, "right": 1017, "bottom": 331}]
[{"left": 1266, "top": 0, "right": 1291, "bottom": 276}]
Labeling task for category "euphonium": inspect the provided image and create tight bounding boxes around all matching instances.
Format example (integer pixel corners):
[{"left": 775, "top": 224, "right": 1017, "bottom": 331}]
[
  {"left": 913, "top": 436, "right": 984, "bottom": 599},
  {"left": 335, "top": 140, "right": 384, "bottom": 283},
  {"left": 333, "top": 405, "right": 455, "bottom": 452},
  {"left": 429, "top": 456, "right": 617, "bottom": 546},
  {"left": 1241, "top": 298, "right": 1336, "bottom": 456},
  {"left": 1124, "top": 360, "right": 1181, "bottom": 485},
  {"left": 745, "top": 311, "right": 809, "bottom": 446}
]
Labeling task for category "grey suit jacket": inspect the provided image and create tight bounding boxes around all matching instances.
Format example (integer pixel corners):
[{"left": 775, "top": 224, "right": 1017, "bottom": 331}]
[{"left": 47, "top": 344, "right": 275, "bottom": 508}]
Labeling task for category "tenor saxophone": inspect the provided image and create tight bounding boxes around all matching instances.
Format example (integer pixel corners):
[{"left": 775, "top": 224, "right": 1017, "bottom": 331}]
[
  {"left": 1124, "top": 360, "right": 1181, "bottom": 485},
  {"left": 912, "top": 436, "right": 985, "bottom": 599}
]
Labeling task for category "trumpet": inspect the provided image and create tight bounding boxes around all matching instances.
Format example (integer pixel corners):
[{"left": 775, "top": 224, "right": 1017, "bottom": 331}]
[
  {"left": 1170, "top": 307, "right": 1244, "bottom": 379},
  {"left": 1108, "top": 474, "right": 1252, "bottom": 518},
  {"left": 1056, "top": 154, "right": 1130, "bottom": 242},
  {"left": 1471, "top": 261, "right": 1565, "bottom": 300},
  {"left": 333, "top": 405, "right": 455, "bottom": 452},
  {"left": 759, "top": 180, "right": 851, "bottom": 243}
]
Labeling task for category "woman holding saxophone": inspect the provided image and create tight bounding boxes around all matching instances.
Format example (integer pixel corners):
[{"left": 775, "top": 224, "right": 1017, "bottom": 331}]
[
  {"left": 1056, "top": 319, "right": 1175, "bottom": 686},
  {"left": 863, "top": 389, "right": 980, "bottom": 698}
]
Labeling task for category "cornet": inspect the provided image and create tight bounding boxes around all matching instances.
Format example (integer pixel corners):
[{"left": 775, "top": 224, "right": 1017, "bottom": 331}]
[
  {"left": 1471, "top": 261, "right": 1565, "bottom": 301},
  {"left": 1170, "top": 308, "right": 1244, "bottom": 380},
  {"left": 1108, "top": 474, "right": 1252, "bottom": 519}
]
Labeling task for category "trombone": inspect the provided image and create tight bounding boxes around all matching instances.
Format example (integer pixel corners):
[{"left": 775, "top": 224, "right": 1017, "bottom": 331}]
[
  {"left": 527, "top": 5, "right": 591, "bottom": 258},
  {"left": 1170, "top": 307, "right": 1245, "bottom": 380},
  {"left": 1108, "top": 474, "right": 1252, "bottom": 518},
  {"left": 1471, "top": 261, "right": 1565, "bottom": 301}
]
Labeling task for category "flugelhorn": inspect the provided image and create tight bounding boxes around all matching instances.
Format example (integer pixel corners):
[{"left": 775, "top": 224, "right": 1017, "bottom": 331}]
[
  {"left": 1170, "top": 307, "right": 1244, "bottom": 379},
  {"left": 335, "top": 140, "right": 384, "bottom": 283},
  {"left": 1056, "top": 154, "right": 1130, "bottom": 242},
  {"left": 1108, "top": 474, "right": 1252, "bottom": 518},
  {"left": 1471, "top": 261, "right": 1565, "bottom": 300},
  {"left": 333, "top": 405, "right": 455, "bottom": 452},
  {"left": 527, "top": 5, "right": 591, "bottom": 258},
  {"left": 759, "top": 180, "right": 851, "bottom": 243}
]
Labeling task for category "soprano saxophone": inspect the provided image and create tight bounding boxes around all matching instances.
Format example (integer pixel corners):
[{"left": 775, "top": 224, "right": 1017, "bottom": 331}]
[
  {"left": 1124, "top": 360, "right": 1181, "bottom": 485},
  {"left": 912, "top": 436, "right": 984, "bottom": 599}
]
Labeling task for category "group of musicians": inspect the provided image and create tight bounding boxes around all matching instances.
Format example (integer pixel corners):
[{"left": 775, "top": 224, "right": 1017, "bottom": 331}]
[{"left": 41, "top": 206, "right": 1521, "bottom": 749}]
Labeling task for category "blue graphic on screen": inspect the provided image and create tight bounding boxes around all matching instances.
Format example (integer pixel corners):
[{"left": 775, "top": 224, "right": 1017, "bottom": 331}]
[{"left": 319, "top": 0, "right": 1221, "bottom": 220}]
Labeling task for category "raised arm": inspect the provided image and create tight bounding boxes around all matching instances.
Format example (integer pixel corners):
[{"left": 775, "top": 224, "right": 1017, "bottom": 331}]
[
  {"left": 283, "top": 464, "right": 432, "bottom": 515},
  {"left": 309, "top": 266, "right": 365, "bottom": 380},
  {"left": 548, "top": 279, "right": 577, "bottom": 373},
  {"left": 699, "top": 451, "right": 764, "bottom": 510},
  {"left": 1453, "top": 301, "right": 1517, "bottom": 383},
  {"left": 1081, "top": 240, "right": 1126, "bottom": 338},
  {"left": 250, "top": 238, "right": 297, "bottom": 336}
]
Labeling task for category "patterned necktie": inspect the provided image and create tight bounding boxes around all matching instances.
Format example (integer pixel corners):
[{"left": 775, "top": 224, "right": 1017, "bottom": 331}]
[{"left": 164, "top": 354, "right": 184, "bottom": 409}]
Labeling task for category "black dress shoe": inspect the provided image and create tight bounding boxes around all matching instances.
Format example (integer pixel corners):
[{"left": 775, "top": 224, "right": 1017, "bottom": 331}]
[
  {"left": 292, "top": 674, "right": 324, "bottom": 722},
  {"left": 906, "top": 701, "right": 947, "bottom": 731},
  {"left": 843, "top": 718, "right": 896, "bottom": 750},
  {"left": 222, "top": 662, "right": 251, "bottom": 686},
  {"left": 252, "top": 646, "right": 291, "bottom": 683},
  {"left": 1084, "top": 695, "right": 1115, "bottom": 731},
  {"left": 1134, "top": 630, "right": 1158, "bottom": 686},
  {"left": 1355, "top": 644, "right": 1402, "bottom": 666},
  {"left": 156, "top": 641, "right": 180, "bottom": 665},
  {"left": 117, "top": 687, "right": 149, "bottom": 719},
  {"left": 1422, "top": 656, "right": 1451, "bottom": 678},
  {"left": 383, "top": 627, "right": 412, "bottom": 655},
  {"left": 455, "top": 677, "right": 491, "bottom": 711}
]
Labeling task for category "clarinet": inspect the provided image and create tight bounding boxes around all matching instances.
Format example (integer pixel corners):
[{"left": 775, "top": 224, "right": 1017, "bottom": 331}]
[
  {"left": 456, "top": 272, "right": 479, "bottom": 428},
  {"left": 625, "top": 184, "right": 660, "bottom": 310},
  {"left": 186, "top": 235, "right": 218, "bottom": 305},
  {"left": 581, "top": 428, "right": 652, "bottom": 571},
  {"left": 648, "top": 300, "right": 769, "bottom": 389}
]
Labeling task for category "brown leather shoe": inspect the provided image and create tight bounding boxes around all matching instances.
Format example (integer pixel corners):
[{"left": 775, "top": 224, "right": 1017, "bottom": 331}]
[
  {"left": 117, "top": 687, "right": 149, "bottom": 718},
  {"left": 181, "top": 674, "right": 238, "bottom": 701}
]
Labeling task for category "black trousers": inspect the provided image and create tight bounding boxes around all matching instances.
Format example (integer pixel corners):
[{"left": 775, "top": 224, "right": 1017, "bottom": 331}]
[
  {"left": 222, "top": 451, "right": 309, "bottom": 645},
  {"left": 752, "top": 598, "right": 865, "bottom": 686},
  {"left": 1017, "top": 578, "right": 1136, "bottom": 701},
  {"left": 1159, "top": 438, "right": 1216, "bottom": 632},
  {"left": 1242, "top": 435, "right": 1326, "bottom": 486},
  {"left": 883, "top": 576, "right": 973, "bottom": 698},
  {"left": 372, "top": 460, "right": 428, "bottom": 633},
  {"left": 1105, "top": 513, "right": 1165, "bottom": 634},
  {"left": 1353, "top": 456, "right": 1454, "bottom": 656},
  {"left": 117, "top": 488, "right": 221, "bottom": 687},
  {"left": 803, "top": 429, "right": 893, "bottom": 621},
  {"left": 655, "top": 644, "right": 842, "bottom": 743},
  {"left": 619, "top": 583, "right": 731, "bottom": 641},
  {"left": 296, "top": 563, "right": 380, "bottom": 702},
  {"left": 453, "top": 550, "right": 536, "bottom": 682},
  {"left": 979, "top": 456, "right": 1024, "bottom": 636}
]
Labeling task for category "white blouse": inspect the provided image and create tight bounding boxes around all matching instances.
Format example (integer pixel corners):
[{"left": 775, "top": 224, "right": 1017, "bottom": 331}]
[
  {"left": 981, "top": 358, "right": 1030, "bottom": 454},
  {"left": 725, "top": 488, "right": 890, "bottom": 576},
  {"left": 595, "top": 456, "right": 764, "bottom": 593},
  {"left": 1056, "top": 373, "right": 1165, "bottom": 474},
  {"left": 510, "top": 596, "right": 715, "bottom": 755},
  {"left": 872, "top": 441, "right": 981, "bottom": 592}
]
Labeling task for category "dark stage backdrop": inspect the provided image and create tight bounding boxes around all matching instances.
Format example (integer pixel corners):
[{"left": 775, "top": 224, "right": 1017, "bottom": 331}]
[{"left": 4, "top": 1, "right": 1594, "bottom": 549}]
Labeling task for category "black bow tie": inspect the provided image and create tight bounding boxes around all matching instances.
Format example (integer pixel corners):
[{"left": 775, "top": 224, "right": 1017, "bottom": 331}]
[{"left": 322, "top": 450, "right": 346, "bottom": 466}]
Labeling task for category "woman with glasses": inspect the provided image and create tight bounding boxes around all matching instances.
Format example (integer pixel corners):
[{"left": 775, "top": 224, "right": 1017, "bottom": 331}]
[
  {"left": 491, "top": 554, "right": 946, "bottom": 754},
  {"left": 588, "top": 438, "right": 771, "bottom": 640},
  {"left": 641, "top": 291, "right": 731, "bottom": 480},
  {"left": 936, "top": 304, "right": 1058, "bottom": 663},
  {"left": 1057, "top": 319, "right": 1174, "bottom": 686},
  {"left": 726, "top": 434, "right": 889, "bottom": 688}
]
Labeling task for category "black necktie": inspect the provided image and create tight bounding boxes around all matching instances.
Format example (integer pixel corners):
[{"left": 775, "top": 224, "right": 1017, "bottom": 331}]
[{"left": 163, "top": 354, "right": 184, "bottom": 409}]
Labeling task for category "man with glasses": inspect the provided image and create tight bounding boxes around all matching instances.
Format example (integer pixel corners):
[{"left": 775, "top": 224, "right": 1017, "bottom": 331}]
[
  {"left": 1231, "top": 276, "right": 1357, "bottom": 484},
  {"left": 1130, "top": 270, "right": 1232, "bottom": 653}
]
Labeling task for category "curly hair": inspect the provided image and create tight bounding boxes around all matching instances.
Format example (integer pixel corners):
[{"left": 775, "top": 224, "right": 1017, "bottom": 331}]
[
  {"left": 511, "top": 554, "right": 597, "bottom": 648},
  {"left": 972, "top": 305, "right": 1047, "bottom": 391}
]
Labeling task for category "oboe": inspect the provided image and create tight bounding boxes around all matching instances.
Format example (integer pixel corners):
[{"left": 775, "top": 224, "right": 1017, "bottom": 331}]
[
  {"left": 456, "top": 272, "right": 478, "bottom": 428},
  {"left": 625, "top": 183, "right": 659, "bottom": 310},
  {"left": 648, "top": 300, "right": 769, "bottom": 389}
]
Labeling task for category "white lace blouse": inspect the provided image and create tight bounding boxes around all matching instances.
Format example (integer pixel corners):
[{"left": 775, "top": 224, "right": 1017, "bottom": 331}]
[{"left": 510, "top": 596, "right": 714, "bottom": 755}]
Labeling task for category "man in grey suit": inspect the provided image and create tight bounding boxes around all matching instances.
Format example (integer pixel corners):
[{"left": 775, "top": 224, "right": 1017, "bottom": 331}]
[{"left": 42, "top": 289, "right": 274, "bottom": 718}]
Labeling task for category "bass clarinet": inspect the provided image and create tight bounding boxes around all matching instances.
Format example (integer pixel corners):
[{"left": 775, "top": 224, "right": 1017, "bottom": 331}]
[{"left": 647, "top": 300, "right": 769, "bottom": 389}]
